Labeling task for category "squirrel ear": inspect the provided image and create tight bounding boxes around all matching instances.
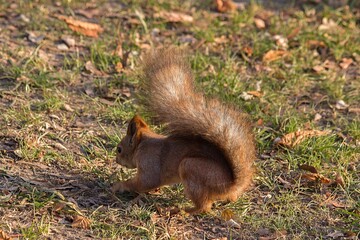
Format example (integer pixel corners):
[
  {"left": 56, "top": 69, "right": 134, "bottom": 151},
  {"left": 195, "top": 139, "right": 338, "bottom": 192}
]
[{"left": 127, "top": 115, "right": 148, "bottom": 145}]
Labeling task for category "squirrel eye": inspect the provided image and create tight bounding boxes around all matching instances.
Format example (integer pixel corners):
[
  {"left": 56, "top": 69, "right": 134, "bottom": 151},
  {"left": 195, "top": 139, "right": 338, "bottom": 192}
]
[{"left": 117, "top": 146, "right": 122, "bottom": 153}]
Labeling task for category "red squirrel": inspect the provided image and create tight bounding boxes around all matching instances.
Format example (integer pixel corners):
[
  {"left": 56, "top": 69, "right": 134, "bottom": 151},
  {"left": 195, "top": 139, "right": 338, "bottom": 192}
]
[{"left": 111, "top": 48, "right": 255, "bottom": 213}]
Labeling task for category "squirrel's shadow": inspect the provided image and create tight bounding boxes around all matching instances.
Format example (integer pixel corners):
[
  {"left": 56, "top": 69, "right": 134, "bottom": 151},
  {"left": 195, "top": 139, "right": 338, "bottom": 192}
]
[{"left": 0, "top": 159, "right": 185, "bottom": 214}]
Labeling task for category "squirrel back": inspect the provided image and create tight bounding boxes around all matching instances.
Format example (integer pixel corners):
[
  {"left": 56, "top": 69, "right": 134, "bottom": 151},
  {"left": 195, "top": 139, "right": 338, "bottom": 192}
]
[{"left": 142, "top": 48, "right": 255, "bottom": 188}]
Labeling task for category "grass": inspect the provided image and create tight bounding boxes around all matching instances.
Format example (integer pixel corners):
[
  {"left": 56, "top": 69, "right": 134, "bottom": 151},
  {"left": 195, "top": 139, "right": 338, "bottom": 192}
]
[{"left": 0, "top": 0, "right": 359, "bottom": 239}]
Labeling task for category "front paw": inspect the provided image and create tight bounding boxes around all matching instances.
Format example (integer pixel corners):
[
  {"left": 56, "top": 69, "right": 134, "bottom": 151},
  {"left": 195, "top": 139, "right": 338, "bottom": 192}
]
[{"left": 111, "top": 181, "right": 125, "bottom": 194}]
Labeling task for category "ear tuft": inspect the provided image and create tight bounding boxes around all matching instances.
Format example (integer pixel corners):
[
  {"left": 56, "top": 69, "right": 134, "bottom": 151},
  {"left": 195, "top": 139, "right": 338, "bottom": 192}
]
[{"left": 127, "top": 115, "right": 148, "bottom": 145}]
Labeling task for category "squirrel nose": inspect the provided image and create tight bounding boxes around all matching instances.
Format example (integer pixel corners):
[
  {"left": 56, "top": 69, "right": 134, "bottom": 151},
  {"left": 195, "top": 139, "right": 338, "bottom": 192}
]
[{"left": 117, "top": 146, "right": 122, "bottom": 153}]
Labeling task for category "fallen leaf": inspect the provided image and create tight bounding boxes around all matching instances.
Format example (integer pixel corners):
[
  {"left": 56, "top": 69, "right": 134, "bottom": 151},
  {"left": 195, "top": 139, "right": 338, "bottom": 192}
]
[
  {"left": 319, "top": 18, "right": 338, "bottom": 31},
  {"left": 57, "top": 43, "right": 69, "bottom": 50},
  {"left": 275, "top": 129, "right": 331, "bottom": 147},
  {"left": 247, "top": 91, "right": 262, "bottom": 98},
  {"left": 99, "top": 98, "right": 115, "bottom": 106},
  {"left": 61, "top": 36, "right": 76, "bottom": 47},
  {"left": 273, "top": 35, "right": 288, "bottom": 49},
  {"left": 323, "top": 60, "right": 337, "bottom": 70},
  {"left": 314, "top": 113, "right": 322, "bottom": 121},
  {"left": 287, "top": 26, "right": 301, "bottom": 39},
  {"left": 112, "top": 42, "right": 123, "bottom": 58},
  {"left": 240, "top": 92, "right": 254, "bottom": 101},
  {"left": 301, "top": 173, "right": 318, "bottom": 181},
  {"left": 349, "top": 107, "right": 360, "bottom": 113},
  {"left": 57, "top": 15, "right": 103, "bottom": 38},
  {"left": 339, "top": 58, "right": 353, "bottom": 69},
  {"left": 254, "top": 17, "right": 266, "bottom": 29},
  {"left": 221, "top": 209, "right": 235, "bottom": 221},
  {"left": 241, "top": 46, "right": 253, "bottom": 56},
  {"left": 0, "top": 230, "right": 11, "bottom": 240},
  {"left": 326, "top": 230, "right": 344, "bottom": 238},
  {"left": 262, "top": 50, "right": 289, "bottom": 63},
  {"left": 154, "top": 11, "right": 193, "bottom": 23},
  {"left": 52, "top": 202, "right": 66, "bottom": 212},
  {"left": 335, "top": 100, "right": 349, "bottom": 110},
  {"left": 84, "top": 61, "right": 102, "bottom": 75},
  {"left": 215, "top": 0, "right": 237, "bottom": 13},
  {"left": 299, "top": 164, "right": 318, "bottom": 174},
  {"left": 75, "top": 8, "right": 100, "bottom": 19},
  {"left": 214, "top": 35, "right": 228, "bottom": 44},
  {"left": 344, "top": 231, "right": 357, "bottom": 238},
  {"left": 225, "top": 219, "right": 240, "bottom": 228},
  {"left": 307, "top": 40, "right": 326, "bottom": 49},
  {"left": 19, "top": 14, "right": 30, "bottom": 23},
  {"left": 335, "top": 173, "right": 345, "bottom": 187},
  {"left": 115, "top": 62, "right": 123, "bottom": 73},
  {"left": 62, "top": 104, "right": 74, "bottom": 112},
  {"left": 27, "top": 31, "right": 45, "bottom": 43},
  {"left": 312, "top": 65, "right": 324, "bottom": 73},
  {"left": 321, "top": 196, "right": 347, "bottom": 209},
  {"left": 257, "top": 228, "right": 271, "bottom": 236},
  {"left": 71, "top": 215, "right": 91, "bottom": 229},
  {"left": 256, "top": 118, "right": 263, "bottom": 126},
  {"left": 277, "top": 176, "right": 292, "bottom": 188},
  {"left": 301, "top": 173, "right": 333, "bottom": 185}
]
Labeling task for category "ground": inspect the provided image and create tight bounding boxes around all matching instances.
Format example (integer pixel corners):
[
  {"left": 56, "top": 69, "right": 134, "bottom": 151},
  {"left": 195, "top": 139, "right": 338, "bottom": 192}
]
[{"left": 0, "top": 0, "right": 359, "bottom": 239}]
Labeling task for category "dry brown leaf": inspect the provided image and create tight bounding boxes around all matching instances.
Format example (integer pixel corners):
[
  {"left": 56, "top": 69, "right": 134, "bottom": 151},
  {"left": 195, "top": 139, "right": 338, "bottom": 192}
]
[
  {"left": 84, "top": 61, "right": 102, "bottom": 75},
  {"left": 214, "top": 35, "right": 228, "bottom": 44},
  {"left": 335, "top": 100, "right": 349, "bottom": 110},
  {"left": 335, "top": 173, "right": 345, "bottom": 187},
  {"left": 254, "top": 17, "right": 266, "bottom": 29},
  {"left": 339, "top": 58, "right": 353, "bottom": 69},
  {"left": 75, "top": 8, "right": 100, "bottom": 19},
  {"left": 0, "top": 230, "right": 11, "bottom": 240},
  {"left": 115, "top": 62, "right": 123, "bottom": 73},
  {"left": 221, "top": 209, "right": 235, "bottom": 221},
  {"left": 301, "top": 173, "right": 318, "bottom": 181},
  {"left": 52, "top": 202, "right": 66, "bottom": 212},
  {"left": 301, "top": 173, "right": 332, "bottom": 185},
  {"left": 322, "top": 60, "right": 336, "bottom": 70},
  {"left": 242, "top": 46, "right": 253, "bottom": 56},
  {"left": 319, "top": 18, "right": 341, "bottom": 33},
  {"left": 307, "top": 40, "right": 326, "bottom": 49},
  {"left": 312, "top": 65, "right": 324, "bottom": 73},
  {"left": 256, "top": 118, "right": 263, "bottom": 126},
  {"left": 247, "top": 91, "right": 262, "bottom": 98},
  {"left": 262, "top": 50, "right": 289, "bottom": 63},
  {"left": 321, "top": 196, "right": 347, "bottom": 209},
  {"left": 277, "top": 176, "right": 292, "bottom": 188},
  {"left": 273, "top": 35, "right": 288, "bottom": 49},
  {"left": 113, "top": 43, "right": 123, "bottom": 58},
  {"left": 276, "top": 129, "right": 331, "bottom": 147},
  {"left": 299, "top": 164, "right": 318, "bottom": 174},
  {"left": 287, "top": 26, "right": 301, "bottom": 39},
  {"left": 328, "top": 200, "right": 347, "bottom": 208},
  {"left": 154, "top": 11, "right": 193, "bottom": 23},
  {"left": 215, "top": 0, "right": 237, "bottom": 13},
  {"left": 57, "top": 15, "right": 103, "bottom": 38},
  {"left": 71, "top": 215, "right": 91, "bottom": 229}
]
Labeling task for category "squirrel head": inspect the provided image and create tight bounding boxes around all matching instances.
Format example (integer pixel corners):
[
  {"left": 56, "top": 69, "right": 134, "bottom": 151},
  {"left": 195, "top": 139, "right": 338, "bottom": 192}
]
[{"left": 115, "top": 115, "right": 148, "bottom": 168}]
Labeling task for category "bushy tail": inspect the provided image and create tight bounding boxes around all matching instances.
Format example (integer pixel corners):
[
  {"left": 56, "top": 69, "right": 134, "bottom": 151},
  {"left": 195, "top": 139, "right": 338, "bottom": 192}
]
[{"left": 142, "top": 48, "right": 255, "bottom": 185}]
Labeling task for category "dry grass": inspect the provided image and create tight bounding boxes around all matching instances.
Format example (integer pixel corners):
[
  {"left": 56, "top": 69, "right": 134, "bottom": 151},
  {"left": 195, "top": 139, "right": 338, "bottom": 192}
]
[{"left": 0, "top": 0, "right": 359, "bottom": 239}]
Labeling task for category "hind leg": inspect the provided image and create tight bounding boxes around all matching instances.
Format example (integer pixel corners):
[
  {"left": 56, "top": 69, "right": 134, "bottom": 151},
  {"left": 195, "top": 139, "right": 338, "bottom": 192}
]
[
  {"left": 182, "top": 182, "right": 213, "bottom": 214},
  {"left": 179, "top": 157, "right": 233, "bottom": 214}
]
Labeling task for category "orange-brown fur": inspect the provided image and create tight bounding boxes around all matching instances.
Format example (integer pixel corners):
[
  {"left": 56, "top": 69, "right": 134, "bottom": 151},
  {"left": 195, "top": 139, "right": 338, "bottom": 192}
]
[{"left": 111, "top": 48, "right": 256, "bottom": 213}]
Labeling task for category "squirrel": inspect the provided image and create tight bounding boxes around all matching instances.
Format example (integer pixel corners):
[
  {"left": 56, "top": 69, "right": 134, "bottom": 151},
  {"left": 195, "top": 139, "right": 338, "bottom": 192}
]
[{"left": 111, "top": 48, "right": 256, "bottom": 214}]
